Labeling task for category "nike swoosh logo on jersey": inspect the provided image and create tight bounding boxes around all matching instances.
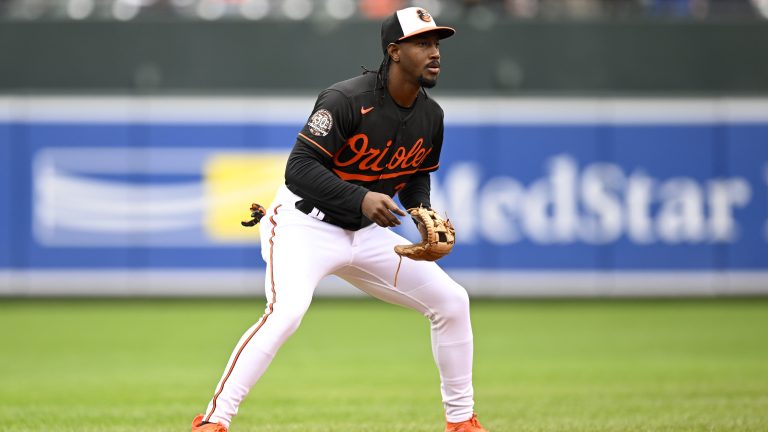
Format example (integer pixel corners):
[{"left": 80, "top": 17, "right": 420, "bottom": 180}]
[{"left": 361, "top": 106, "right": 374, "bottom": 115}]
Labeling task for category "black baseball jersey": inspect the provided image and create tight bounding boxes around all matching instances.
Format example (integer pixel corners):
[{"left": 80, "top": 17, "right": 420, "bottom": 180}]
[{"left": 284, "top": 72, "right": 445, "bottom": 230}]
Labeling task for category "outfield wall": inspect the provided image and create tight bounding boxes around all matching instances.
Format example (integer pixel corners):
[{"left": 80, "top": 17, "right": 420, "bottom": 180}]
[{"left": 1, "top": 96, "right": 767, "bottom": 297}]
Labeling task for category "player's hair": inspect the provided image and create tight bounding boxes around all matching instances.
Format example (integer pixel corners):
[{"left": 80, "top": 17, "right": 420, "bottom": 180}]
[
  {"left": 376, "top": 55, "right": 391, "bottom": 104},
  {"left": 360, "top": 55, "right": 390, "bottom": 106}
]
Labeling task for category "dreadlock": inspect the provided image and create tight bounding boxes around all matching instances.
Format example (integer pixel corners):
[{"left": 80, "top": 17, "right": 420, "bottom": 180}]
[{"left": 361, "top": 53, "right": 391, "bottom": 106}]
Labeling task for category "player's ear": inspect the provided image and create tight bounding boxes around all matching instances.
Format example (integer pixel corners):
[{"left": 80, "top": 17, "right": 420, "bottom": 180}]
[{"left": 387, "top": 43, "right": 400, "bottom": 63}]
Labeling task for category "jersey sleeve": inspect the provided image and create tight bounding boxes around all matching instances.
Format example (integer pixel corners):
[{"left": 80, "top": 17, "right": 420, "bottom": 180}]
[
  {"left": 297, "top": 89, "right": 355, "bottom": 159},
  {"left": 419, "top": 111, "right": 444, "bottom": 173},
  {"left": 398, "top": 172, "right": 431, "bottom": 210},
  {"left": 285, "top": 139, "right": 368, "bottom": 215}
]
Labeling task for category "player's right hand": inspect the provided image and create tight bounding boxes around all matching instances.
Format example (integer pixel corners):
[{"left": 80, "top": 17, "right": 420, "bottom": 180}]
[{"left": 362, "top": 192, "right": 406, "bottom": 227}]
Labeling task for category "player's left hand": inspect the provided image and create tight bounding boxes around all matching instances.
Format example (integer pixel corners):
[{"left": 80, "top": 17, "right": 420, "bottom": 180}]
[{"left": 361, "top": 192, "right": 406, "bottom": 227}]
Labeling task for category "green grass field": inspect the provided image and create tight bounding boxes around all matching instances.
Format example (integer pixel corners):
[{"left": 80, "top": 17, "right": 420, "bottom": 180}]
[{"left": 1, "top": 298, "right": 767, "bottom": 431}]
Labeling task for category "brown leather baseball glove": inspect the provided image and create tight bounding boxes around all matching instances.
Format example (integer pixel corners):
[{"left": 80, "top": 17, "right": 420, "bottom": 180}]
[{"left": 394, "top": 207, "right": 455, "bottom": 261}]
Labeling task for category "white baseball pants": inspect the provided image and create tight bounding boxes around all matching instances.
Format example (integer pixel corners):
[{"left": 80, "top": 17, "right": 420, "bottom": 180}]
[{"left": 203, "top": 186, "right": 475, "bottom": 427}]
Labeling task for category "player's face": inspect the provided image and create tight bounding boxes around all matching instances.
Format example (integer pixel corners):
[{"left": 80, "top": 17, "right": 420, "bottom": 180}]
[{"left": 398, "top": 34, "right": 441, "bottom": 88}]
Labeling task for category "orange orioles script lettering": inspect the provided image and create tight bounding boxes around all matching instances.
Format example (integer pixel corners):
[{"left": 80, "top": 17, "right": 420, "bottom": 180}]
[{"left": 332, "top": 133, "right": 431, "bottom": 181}]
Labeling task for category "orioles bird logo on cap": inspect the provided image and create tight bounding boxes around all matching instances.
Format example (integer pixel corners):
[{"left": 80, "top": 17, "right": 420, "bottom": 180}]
[{"left": 417, "top": 9, "right": 432, "bottom": 22}]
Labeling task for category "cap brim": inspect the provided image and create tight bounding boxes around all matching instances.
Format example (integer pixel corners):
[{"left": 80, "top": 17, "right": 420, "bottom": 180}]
[{"left": 398, "top": 26, "right": 456, "bottom": 42}]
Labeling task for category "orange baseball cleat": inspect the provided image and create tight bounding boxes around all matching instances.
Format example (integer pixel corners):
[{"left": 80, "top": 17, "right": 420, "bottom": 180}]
[
  {"left": 445, "top": 413, "right": 488, "bottom": 432},
  {"left": 191, "top": 414, "right": 228, "bottom": 432}
]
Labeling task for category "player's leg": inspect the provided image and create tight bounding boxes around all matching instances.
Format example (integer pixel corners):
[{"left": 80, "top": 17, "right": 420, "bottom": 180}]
[
  {"left": 334, "top": 226, "right": 476, "bottom": 424},
  {"left": 200, "top": 202, "right": 348, "bottom": 428}
]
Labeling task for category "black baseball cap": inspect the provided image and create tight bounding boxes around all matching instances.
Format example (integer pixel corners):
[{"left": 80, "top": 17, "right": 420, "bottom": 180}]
[{"left": 381, "top": 7, "right": 455, "bottom": 53}]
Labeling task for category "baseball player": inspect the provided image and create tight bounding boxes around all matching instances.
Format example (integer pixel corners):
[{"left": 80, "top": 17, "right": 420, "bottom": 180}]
[{"left": 192, "top": 7, "right": 488, "bottom": 432}]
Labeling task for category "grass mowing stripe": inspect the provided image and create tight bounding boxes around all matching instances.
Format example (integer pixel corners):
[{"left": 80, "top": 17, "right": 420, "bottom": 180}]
[{"left": 0, "top": 298, "right": 766, "bottom": 431}]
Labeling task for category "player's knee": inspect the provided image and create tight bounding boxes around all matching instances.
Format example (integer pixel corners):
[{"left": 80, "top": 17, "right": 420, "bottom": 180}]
[
  {"left": 271, "top": 307, "right": 308, "bottom": 338},
  {"left": 433, "top": 286, "right": 470, "bottom": 323}
]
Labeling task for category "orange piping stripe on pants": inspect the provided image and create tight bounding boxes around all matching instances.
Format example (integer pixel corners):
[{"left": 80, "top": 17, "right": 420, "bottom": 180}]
[{"left": 205, "top": 204, "right": 282, "bottom": 422}]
